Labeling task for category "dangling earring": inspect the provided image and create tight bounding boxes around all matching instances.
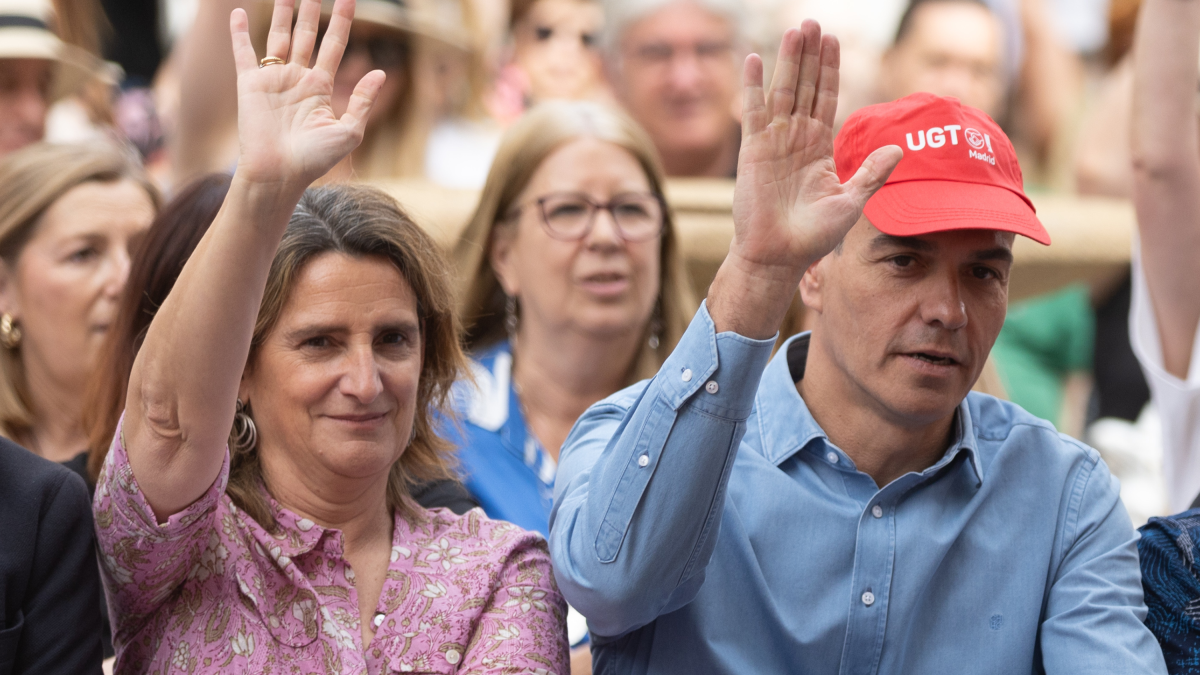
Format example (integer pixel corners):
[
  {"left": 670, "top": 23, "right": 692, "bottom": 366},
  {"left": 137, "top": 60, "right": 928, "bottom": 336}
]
[
  {"left": 504, "top": 294, "right": 519, "bottom": 345},
  {"left": 0, "top": 313, "right": 21, "bottom": 349},
  {"left": 647, "top": 300, "right": 663, "bottom": 350},
  {"left": 231, "top": 399, "right": 258, "bottom": 454}
]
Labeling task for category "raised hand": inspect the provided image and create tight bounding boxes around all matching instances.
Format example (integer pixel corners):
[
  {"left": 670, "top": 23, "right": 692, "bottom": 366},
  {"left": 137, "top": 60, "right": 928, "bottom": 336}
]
[
  {"left": 732, "top": 21, "right": 901, "bottom": 274},
  {"left": 709, "top": 21, "right": 902, "bottom": 338},
  {"left": 229, "top": 0, "right": 384, "bottom": 189}
]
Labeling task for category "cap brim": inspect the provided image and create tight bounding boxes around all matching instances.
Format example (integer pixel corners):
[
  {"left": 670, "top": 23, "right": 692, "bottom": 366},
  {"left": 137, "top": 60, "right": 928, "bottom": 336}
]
[{"left": 864, "top": 180, "right": 1050, "bottom": 246}]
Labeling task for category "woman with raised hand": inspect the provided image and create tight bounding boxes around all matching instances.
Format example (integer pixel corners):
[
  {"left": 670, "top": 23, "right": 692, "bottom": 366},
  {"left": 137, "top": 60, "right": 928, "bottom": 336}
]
[{"left": 93, "top": 0, "right": 568, "bottom": 671}]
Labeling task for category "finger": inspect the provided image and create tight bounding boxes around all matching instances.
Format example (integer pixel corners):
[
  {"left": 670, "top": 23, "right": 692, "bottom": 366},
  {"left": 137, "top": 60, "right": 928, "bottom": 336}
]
[
  {"left": 766, "top": 28, "right": 802, "bottom": 123},
  {"left": 290, "top": 0, "right": 322, "bottom": 66},
  {"left": 230, "top": 8, "right": 259, "bottom": 75},
  {"left": 844, "top": 145, "right": 904, "bottom": 209},
  {"left": 741, "top": 54, "right": 768, "bottom": 137},
  {"left": 339, "top": 70, "right": 386, "bottom": 138},
  {"left": 812, "top": 34, "right": 841, "bottom": 129},
  {"left": 264, "top": 0, "right": 297, "bottom": 60},
  {"left": 794, "top": 19, "right": 822, "bottom": 117},
  {"left": 315, "top": 0, "right": 356, "bottom": 76}
]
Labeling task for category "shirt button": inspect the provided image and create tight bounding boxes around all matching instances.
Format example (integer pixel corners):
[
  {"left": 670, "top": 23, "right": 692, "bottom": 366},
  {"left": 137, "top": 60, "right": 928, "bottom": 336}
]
[
  {"left": 372, "top": 613, "right": 385, "bottom": 628},
  {"left": 861, "top": 591, "right": 875, "bottom": 607},
  {"left": 681, "top": 368, "right": 693, "bottom": 382},
  {"left": 872, "top": 505, "right": 883, "bottom": 518},
  {"left": 637, "top": 454, "right": 650, "bottom": 467},
  {"left": 826, "top": 451, "right": 838, "bottom": 464},
  {"left": 705, "top": 381, "right": 719, "bottom": 394}
]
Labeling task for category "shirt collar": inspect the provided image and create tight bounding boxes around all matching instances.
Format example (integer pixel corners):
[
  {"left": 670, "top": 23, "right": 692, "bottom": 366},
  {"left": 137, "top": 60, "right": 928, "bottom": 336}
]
[{"left": 752, "top": 332, "right": 984, "bottom": 485}]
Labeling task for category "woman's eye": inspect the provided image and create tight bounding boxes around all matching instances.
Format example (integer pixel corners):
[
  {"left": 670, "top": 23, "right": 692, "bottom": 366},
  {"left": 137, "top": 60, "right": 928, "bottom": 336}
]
[
  {"left": 68, "top": 247, "right": 98, "bottom": 263},
  {"left": 581, "top": 32, "right": 597, "bottom": 48},
  {"left": 535, "top": 26, "right": 553, "bottom": 41},
  {"left": 302, "top": 336, "right": 330, "bottom": 348},
  {"left": 379, "top": 332, "right": 410, "bottom": 347}
]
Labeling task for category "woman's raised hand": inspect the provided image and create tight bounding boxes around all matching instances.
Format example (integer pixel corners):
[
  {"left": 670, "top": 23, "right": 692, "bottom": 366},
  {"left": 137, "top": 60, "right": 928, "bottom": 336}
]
[
  {"left": 229, "top": 0, "right": 383, "bottom": 189},
  {"left": 730, "top": 21, "right": 902, "bottom": 274}
]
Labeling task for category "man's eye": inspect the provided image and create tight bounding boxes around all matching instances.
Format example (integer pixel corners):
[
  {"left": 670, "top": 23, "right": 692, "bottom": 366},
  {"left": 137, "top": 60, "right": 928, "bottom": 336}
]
[
  {"left": 535, "top": 26, "right": 553, "bottom": 41},
  {"left": 581, "top": 32, "right": 597, "bottom": 48},
  {"left": 972, "top": 265, "right": 998, "bottom": 280},
  {"left": 890, "top": 255, "right": 915, "bottom": 268}
]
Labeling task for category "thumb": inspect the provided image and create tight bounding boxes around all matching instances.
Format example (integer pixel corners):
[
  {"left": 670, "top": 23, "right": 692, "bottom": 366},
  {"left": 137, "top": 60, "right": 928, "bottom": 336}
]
[{"left": 843, "top": 145, "right": 903, "bottom": 211}]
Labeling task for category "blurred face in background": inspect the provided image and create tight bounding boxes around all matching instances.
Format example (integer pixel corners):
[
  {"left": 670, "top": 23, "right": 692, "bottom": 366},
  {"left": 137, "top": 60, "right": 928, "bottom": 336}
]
[
  {"left": 611, "top": 1, "right": 738, "bottom": 175},
  {"left": 0, "top": 59, "right": 52, "bottom": 156},
  {"left": 0, "top": 179, "right": 154, "bottom": 403},
  {"left": 490, "top": 137, "right": 662, "bottom": 344},
  {"left": 328, "top": 22, "right": 408, "bottom": 128},
  {"left": 880, "top": 1, "right": 1005, "bottom": 118},
  {"left": 513, "top": 0, "right": 607, "bottom": 102}
]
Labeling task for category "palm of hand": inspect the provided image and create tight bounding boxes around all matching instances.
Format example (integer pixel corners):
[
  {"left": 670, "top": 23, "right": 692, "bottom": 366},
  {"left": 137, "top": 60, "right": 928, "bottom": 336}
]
[{"left": 236, "top": 66, "right": 356, "bottom": 186}]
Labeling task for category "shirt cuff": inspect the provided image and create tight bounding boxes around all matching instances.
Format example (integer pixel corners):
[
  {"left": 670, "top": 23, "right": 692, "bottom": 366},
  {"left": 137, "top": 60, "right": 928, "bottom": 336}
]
[
  {"left": 1130, "top": 241, "right": 1200, "bottom": 391},
  {"left": 657, "top": 301, "right": 777, "bottom": 419}
]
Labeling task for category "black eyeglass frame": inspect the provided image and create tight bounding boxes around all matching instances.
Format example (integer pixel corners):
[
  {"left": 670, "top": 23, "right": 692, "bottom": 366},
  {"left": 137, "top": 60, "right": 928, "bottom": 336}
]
[{"left": 509, "top": 191, "right": 668, "bottom": 243}]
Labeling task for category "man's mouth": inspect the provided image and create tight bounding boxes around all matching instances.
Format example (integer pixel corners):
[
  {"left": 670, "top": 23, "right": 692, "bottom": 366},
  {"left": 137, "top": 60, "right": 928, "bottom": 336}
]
[{"left": 907, "top": 352, "right": 959, "bottom": 366}]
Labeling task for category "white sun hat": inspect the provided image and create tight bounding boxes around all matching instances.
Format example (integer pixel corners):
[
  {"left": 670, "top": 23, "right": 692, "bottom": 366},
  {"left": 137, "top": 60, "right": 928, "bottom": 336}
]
[{"left": 0, "top": 0, "right": 103, "bottom": 101}]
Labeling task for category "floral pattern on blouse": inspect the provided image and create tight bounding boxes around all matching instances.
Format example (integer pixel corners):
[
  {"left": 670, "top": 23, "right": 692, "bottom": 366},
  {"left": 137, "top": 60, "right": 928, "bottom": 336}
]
[{"left": 93, "top": 419, "right": 569, "bottom": 674}]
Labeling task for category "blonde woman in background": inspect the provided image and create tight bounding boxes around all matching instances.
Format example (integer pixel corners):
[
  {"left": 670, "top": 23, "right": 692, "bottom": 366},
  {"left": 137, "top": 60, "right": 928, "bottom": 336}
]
[
  {"left": 170, "top": 0, "right": 493, "bottom": 188},
  {"left": 447, "top": 100, "right": 694, "bottom": 669}
]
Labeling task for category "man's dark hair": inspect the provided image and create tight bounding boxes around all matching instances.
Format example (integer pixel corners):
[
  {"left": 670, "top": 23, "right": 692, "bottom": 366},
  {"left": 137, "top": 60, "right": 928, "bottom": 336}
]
[{"left": 893, "top": 0, "right": 991, "bottom": 47}]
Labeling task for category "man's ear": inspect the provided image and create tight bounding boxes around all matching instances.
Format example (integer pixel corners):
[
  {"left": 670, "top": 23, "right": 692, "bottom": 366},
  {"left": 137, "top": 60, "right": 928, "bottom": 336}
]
[
  {"left": 798, "top": 257, "right": 826, "bottom": 315},
  {"left": 0, "top": 259, "right": 21, "bottom": 319},
  {"left": 488, "top": 226, "right": 521, "bottom": 297}
]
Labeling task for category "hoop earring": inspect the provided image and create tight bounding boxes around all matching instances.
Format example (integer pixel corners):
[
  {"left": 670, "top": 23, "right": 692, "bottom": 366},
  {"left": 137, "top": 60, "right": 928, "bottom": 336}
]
[
  {"left": 504, "top": 294, "right": 519, "bottom": 345},
  {"left": 0, "top": 314, "right": 21, "bottom": 349},
  {"left": 231, "top": 399, "right": 258, "bottom": 454},
  {"left": 647, "top": 300, "right": 663, "bottom": 350}
]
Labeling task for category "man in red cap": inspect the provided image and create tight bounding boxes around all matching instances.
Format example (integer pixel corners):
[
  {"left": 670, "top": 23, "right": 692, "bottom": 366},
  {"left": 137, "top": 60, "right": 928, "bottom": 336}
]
[{"left": 549, "top": 20, "right": 1166, "bottom": 674}]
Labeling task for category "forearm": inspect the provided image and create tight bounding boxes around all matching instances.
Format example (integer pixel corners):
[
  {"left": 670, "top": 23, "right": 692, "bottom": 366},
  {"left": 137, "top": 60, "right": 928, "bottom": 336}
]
[
  {"left": 550, "top": 305, "right": 774, "bottom": 636},
  {"left": 707, "top": 251, "right": 810, "bottom": 339},
  {"left": 125, "top": 175, "right": 304, "bottom": 518},
  {"left": 1131, "top": 0, "right": 1200, "bottom": 379}
]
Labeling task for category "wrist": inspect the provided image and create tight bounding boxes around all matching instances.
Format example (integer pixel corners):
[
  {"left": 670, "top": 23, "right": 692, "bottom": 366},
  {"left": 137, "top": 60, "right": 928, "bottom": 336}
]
[{"left": 706, "top": 253, "right": 809, "bottom": 339}]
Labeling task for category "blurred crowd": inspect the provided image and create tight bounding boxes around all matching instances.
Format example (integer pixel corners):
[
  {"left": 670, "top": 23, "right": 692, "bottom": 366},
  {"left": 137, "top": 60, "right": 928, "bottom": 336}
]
[{"left": 3, "top": 0, "right": 1200, "bottom": 672}]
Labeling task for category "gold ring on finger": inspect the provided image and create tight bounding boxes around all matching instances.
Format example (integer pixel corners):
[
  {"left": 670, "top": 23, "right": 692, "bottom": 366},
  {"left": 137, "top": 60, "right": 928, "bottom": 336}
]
[{"left": 259, "top": 56, "right": 286, "bottom": 68}]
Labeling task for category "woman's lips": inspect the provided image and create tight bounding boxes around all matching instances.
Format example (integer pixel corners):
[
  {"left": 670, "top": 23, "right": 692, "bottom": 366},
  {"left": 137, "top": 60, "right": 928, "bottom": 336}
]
[
  {"left": 578, "top": 273, "right": 630, "bottom": 298},
  {"left": 326, "top": 412, "right": 388, "bottom": 429}
]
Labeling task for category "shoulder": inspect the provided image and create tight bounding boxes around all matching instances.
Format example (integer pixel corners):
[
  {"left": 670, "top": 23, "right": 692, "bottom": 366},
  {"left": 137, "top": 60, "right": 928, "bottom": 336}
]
[
  {"left": 968, "top": 392, "right": 1100, "bottom": 462},
  {"left": 409, "top": 507, "right": 550, "bottom": 574},
  {"left": 0, "top": 437, "right": 88, "bottom": 516}
]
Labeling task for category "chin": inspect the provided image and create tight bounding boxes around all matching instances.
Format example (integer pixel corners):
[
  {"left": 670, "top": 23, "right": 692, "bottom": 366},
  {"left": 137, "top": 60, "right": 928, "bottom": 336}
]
[{"left": 319, "top": 439, "right": 403, "bottom": 480}]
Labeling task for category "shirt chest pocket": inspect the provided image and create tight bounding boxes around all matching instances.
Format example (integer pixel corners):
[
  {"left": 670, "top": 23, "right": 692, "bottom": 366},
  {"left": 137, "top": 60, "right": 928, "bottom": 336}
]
[{"left": 233, "top": 561, "right": 321, "bottom": 648}]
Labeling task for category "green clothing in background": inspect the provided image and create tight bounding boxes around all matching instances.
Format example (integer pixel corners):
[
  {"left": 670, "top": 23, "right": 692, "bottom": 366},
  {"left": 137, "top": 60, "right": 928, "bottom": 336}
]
[{"left": 991, "top": 284, "right": 1095, "bottom": 425}]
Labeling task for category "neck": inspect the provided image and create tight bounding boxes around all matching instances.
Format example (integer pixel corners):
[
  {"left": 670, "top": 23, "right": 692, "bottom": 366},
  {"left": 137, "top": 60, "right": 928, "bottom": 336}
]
[
  {"left": 659, "top": 125, "right": 739, "bottom": 178},
  {"left": 21, "top": 352, "right": 88, "bottom": 463},
  {"left": 262, "top": 453, "right": 393, "bottom": 549},
  {"left": 797, "top": 332, "right": 956, "bottom": 488},
  {"left": 511, "top": 319, "right": 644, "bottom": 459}
]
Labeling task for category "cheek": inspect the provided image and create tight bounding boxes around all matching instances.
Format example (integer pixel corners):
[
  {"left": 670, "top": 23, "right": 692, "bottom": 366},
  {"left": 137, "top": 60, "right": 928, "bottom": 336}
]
[{"left": 15, "top": 258, "right": 97, "bottom": 331}]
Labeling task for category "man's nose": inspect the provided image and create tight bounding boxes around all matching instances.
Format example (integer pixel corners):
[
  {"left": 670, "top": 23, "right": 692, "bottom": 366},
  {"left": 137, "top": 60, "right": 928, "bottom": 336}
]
[
  {"left": 341, "top": 344, "right": 385, "bottom": 402},
  {"left": 921, "top": 273, "right": 968, "bottom": 330},
  {"left": 666, "top": 48, "right": 706, "bottom": 91}
]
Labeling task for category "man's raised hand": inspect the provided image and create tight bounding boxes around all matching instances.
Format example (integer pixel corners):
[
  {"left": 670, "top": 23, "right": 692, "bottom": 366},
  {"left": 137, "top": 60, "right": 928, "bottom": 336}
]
[
  {"left": 711, "top": 21, "right": 902, "bottom": 338},
  {"left": 229, "top": 0, "right": 384, "bottom": 190}
]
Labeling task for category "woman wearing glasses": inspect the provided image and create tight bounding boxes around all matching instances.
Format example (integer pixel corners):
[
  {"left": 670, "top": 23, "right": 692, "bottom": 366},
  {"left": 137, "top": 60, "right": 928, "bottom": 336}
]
[{"left": 450, "top": 99, "right": 695, "bottom": 563}]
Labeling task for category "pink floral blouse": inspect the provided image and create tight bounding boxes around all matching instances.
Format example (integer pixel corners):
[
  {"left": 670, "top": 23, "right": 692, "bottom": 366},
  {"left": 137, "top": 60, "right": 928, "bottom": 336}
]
[{"left": 93, "top": 422, "right": 569, "bottom": 674}]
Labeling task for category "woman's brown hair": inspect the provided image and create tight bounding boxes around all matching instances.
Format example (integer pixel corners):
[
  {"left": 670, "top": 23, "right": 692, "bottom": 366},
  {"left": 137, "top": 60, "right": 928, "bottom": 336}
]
[
  {"left": 453, "top": 100, "right": 695, "bottom": 383},
  {"left": 0, "top": 141, "right": 158, "bottom": 444},
  {"left": 229, "top": 184, "right": 467, "bottom": 527},
  {"left": 84, "top": 173, "right": 232, "bottom": 482}
]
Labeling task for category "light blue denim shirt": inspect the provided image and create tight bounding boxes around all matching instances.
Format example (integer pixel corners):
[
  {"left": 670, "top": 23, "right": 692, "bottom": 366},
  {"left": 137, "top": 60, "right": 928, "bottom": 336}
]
[{"left": 550, "top": 302, "right": 1167, "bottom": 674}]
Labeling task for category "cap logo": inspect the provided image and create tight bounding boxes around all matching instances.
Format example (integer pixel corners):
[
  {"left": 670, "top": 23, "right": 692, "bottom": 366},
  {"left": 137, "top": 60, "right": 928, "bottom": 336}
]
[
  {"left": 964, "top": 127, "right": 992, "bottom": 152},
  {"left": 905, "top": 125, "right": 961, "bottom": 151}
]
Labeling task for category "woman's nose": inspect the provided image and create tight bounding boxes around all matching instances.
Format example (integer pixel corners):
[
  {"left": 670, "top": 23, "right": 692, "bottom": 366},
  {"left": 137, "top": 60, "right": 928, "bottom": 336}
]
[
  {"left": 341, "top": 345, "right": 384, "bottom": 402},
  {"left": 584, "top": 207, "right": 623, "bottom": 249}
]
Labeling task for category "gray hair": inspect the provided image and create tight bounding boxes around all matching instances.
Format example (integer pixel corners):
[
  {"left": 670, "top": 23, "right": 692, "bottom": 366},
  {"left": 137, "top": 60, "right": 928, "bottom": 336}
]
[{"left": 601, "top": 0, "right": 746, "bottom": 55}]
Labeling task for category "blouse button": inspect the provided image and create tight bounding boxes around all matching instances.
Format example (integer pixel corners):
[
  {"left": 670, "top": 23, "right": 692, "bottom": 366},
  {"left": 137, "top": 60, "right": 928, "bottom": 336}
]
[
  {"left": 705, "top": 381, "right": 719, "bottom": 394},
  {"left": 372, "top": 613, "right": 385, "bottom": 628},
  {"left": 682, "top": 368, "right": 693, "bottom": 382}
]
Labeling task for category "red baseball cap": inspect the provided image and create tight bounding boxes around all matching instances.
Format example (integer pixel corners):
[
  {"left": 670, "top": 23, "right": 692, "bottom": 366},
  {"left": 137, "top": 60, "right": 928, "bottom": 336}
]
[{"left": 834, "top": 92, "right": 1049, "bottom": 245}]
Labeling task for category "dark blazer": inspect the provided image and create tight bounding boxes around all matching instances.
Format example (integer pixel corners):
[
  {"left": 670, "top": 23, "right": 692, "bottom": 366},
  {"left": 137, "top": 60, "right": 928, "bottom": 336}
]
[{"left": 0, "top": 437, "right": 103, "bottom": 675}]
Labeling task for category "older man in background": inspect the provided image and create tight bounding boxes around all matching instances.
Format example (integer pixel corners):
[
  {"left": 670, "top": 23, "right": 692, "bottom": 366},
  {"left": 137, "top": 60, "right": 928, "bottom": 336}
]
[
  {"left": 0, "top": 0, "right": 94, "bottom": 156},
  {"left": 603, "top": 0, "right": 742, "bottom": 177}
]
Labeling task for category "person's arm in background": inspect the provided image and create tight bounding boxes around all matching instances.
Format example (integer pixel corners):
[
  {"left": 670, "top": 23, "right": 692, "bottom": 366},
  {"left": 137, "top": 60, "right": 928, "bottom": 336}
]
[
  {"left": 1131, "top": 0, "right": 1200, "bottom": 380},
  {"left": 168, "top": 0, "right": 250, "bottom": 185},
  {"left": 548, "top": 21, "right": 901, "bottom": 638}
]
